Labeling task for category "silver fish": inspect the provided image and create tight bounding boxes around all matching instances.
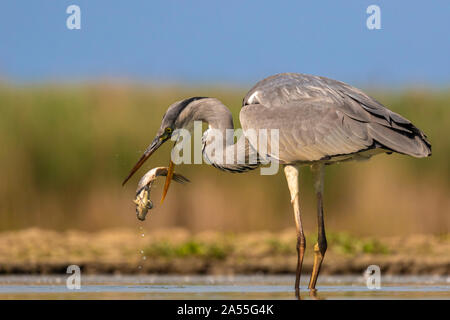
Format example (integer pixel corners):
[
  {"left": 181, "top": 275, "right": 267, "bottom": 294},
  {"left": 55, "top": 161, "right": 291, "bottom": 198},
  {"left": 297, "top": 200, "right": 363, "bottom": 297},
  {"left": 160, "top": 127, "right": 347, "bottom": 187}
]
[{"left": 133, "top": 167, "right": 189, "bottom": 221}]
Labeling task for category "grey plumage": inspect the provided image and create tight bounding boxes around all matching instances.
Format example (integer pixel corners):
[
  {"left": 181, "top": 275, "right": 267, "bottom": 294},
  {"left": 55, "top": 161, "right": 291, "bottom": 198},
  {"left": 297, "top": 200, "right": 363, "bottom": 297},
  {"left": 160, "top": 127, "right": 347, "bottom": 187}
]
[
  {"left": 124, "top": 72, "right": 431, "bottom": 296},
  {"left": 164, "top": 97, "right": 261, "bottom": 173},
  {"left": 240, "top": 73, "right": 431, "bottom": 163},
  {"left": 151, "top": 73, "right": 430, "bottom": 170}
]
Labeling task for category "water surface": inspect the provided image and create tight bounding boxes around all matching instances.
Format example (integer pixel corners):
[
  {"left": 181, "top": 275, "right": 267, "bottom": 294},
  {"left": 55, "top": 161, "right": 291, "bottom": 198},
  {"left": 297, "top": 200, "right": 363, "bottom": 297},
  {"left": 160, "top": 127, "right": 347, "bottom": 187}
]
[{"left": 0, "top": 275, "right": 448, "bottom": 299}]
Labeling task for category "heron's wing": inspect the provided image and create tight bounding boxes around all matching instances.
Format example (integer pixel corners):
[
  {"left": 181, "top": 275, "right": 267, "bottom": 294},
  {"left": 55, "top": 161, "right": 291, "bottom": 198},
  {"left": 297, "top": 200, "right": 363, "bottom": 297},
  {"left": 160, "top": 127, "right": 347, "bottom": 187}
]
[
  {"left": 240, "top": 100, "right": 371, "bottom": 163},
  {"left": 240, "top": 73, "right": 431, "bottom": 161}
]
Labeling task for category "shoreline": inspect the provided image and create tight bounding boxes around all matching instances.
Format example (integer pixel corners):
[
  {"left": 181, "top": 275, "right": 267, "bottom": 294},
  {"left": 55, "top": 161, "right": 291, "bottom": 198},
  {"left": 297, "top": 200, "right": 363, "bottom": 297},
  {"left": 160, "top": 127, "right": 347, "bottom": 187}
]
[{"left": 0, "top": 228, "right": 448, "bottom": 275}]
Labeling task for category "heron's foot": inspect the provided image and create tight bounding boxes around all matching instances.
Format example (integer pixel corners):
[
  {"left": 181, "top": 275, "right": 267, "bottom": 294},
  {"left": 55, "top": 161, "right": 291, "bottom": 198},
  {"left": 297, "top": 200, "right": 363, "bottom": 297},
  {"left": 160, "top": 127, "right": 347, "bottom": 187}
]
[
  {"left": 308, "top": 243, "right": 326, "bottom": 290},
  {"left": 308, "top": 289, "right": 325, "bottom": 300},
  {"left": 294, "top": 236, "right": 306, "bottom": 300},
  {"left": 295, "top": 287, "right": 300, "bottom": 300}
]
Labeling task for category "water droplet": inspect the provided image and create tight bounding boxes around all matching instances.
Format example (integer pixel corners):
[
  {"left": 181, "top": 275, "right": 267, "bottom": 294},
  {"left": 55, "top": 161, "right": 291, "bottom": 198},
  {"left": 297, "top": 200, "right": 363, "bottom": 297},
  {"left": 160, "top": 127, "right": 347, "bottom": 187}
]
[
  {"left": 142, "top": 256, "right": 147, "bottom": 260},
  {"left": 141, "top": 233, "right": 145, "bottom": 237},
  {"left": 140, "top": 250, "right": 144, "bottom": 254}
]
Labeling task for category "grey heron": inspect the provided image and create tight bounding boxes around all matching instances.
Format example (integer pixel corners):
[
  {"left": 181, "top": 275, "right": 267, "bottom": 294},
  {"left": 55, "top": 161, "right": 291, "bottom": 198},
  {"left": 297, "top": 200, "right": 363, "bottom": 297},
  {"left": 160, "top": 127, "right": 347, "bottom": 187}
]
[{"left": 123, "top": 73, "right": 431, "bottom": 298}]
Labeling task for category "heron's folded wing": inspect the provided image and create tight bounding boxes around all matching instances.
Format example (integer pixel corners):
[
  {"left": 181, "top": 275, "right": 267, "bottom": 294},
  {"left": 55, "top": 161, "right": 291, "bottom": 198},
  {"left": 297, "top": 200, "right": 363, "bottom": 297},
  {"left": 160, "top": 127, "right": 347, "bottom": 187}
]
[
  {"left": 241, "top": 73, "right": 431, "bottom": 159},
  {"left": 240, "top": 100, "right": 374, "bottom": 163},
  {"left": 240, "top": 97, "right": 430, "bottom": 163}
]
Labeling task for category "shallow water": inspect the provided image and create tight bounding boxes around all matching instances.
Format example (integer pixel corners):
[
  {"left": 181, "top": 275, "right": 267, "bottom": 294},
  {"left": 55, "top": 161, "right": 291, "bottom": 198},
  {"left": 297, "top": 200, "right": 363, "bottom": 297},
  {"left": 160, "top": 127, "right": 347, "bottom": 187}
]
[{"left": 0, "top": 274, "right": 448, "bottom": 299}]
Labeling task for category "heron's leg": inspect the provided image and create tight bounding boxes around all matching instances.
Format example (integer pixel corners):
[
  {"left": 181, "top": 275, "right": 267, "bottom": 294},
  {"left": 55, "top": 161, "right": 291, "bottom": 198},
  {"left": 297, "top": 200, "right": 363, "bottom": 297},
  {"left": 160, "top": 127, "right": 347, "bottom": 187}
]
[
  {"left": 308, "top": 163, "right": 327, "bottom": 292},
  {"left": 284, "top": 165, "right": 305, "bottom": 299}
]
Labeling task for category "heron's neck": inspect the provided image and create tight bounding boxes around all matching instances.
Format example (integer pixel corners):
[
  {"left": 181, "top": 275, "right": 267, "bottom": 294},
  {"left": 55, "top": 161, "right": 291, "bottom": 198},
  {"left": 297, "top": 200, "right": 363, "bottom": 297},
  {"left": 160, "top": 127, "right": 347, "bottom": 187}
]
[
  {"left": 182, "top": 98, "right": 259, "bottom": 173},
  {"left": 187, "top": 98, "right": 235, "bottom": 135}
]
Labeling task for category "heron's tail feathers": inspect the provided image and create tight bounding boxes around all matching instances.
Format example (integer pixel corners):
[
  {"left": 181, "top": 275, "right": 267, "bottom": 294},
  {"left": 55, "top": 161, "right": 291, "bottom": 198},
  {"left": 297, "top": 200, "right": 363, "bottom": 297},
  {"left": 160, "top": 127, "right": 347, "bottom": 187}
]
[{"left": 368, "top": 122, "right": 431, "bottom": 158}]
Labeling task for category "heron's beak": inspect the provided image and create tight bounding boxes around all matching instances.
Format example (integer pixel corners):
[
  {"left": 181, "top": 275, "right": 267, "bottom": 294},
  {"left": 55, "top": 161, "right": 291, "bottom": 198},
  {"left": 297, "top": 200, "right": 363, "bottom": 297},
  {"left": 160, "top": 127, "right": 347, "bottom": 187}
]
[
  {"left": 160, "top": 160, "right": 175, "bottom": 204},
  {"left": 122, "top": 136, "right": 167, "bottom": 186}
]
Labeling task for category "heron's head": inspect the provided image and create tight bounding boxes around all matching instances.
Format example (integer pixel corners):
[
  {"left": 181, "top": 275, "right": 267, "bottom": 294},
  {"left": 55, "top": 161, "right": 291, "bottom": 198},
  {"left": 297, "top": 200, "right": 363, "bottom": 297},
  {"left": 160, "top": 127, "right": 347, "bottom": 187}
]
[{"left": 122, "top": 97, "right": 208, "bottom": 198}]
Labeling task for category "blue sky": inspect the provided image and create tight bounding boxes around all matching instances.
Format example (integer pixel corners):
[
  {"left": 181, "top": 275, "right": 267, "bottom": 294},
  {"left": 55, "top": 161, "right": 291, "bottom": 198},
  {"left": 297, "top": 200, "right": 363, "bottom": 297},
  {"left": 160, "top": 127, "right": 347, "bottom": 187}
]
[{"left": 0, "top": 1, "right": 449, "bottom": 87}]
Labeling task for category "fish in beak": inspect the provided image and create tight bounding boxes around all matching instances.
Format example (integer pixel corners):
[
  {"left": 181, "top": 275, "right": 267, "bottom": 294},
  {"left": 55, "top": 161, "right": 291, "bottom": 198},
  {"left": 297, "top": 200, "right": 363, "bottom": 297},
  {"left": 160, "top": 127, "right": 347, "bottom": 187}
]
[
  {"left": 134, "top": 166, "right": 189, "bottom": 221},
  {"left": 123, "top": 130, "right": 178, "bottom": 203}
]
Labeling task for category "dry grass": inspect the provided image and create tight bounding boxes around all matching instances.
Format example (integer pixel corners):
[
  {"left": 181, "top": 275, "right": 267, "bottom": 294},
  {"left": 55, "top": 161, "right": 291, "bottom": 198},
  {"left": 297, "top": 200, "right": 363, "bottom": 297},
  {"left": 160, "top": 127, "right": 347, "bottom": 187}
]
[{"left": 0, "top": 228, "right": 448, "bottom": 275}]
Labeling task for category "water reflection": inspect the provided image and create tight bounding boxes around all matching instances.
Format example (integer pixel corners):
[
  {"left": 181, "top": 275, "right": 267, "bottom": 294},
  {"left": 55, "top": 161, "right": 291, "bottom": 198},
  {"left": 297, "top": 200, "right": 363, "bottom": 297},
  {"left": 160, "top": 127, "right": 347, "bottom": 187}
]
[{"left": 0, "top": 275, "right": 448, "bottom": 300}]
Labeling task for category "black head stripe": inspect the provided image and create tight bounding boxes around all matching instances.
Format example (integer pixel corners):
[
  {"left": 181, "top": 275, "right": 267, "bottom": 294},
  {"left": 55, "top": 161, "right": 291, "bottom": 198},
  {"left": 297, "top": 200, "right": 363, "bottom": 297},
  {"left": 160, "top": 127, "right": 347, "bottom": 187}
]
[
  {"left": 162, "top": 96, "right": 209, "bottom": 124},
  {"left": 178, "top": 96, "right": 208, "bottom": 114}
]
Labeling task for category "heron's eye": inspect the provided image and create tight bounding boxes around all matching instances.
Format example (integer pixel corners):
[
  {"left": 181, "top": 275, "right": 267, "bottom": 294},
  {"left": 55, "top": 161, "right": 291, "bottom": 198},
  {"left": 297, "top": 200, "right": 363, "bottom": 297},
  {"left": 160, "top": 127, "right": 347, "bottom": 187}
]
[{"left": 165, "top": 127, "right": 172, "bottom": 134}]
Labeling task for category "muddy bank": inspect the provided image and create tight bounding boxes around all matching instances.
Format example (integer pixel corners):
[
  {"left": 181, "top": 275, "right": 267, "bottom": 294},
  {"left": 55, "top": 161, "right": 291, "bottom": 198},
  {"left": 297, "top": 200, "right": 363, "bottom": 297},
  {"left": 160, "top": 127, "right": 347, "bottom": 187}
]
[{"left": 0, "top": 228, "right": 448, "bottom": 275}]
